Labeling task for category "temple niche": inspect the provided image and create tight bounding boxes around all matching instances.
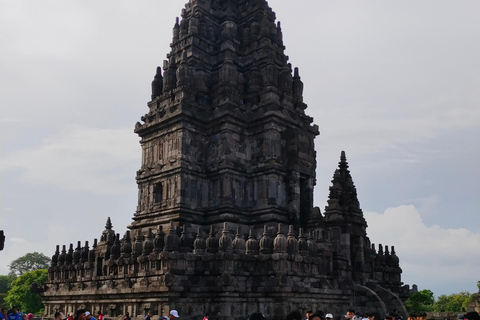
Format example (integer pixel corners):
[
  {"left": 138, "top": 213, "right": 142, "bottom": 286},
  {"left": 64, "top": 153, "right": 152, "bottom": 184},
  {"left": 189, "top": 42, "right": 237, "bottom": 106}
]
[{"left": 40, "top": 1, "right": 411, "bottom": 319}]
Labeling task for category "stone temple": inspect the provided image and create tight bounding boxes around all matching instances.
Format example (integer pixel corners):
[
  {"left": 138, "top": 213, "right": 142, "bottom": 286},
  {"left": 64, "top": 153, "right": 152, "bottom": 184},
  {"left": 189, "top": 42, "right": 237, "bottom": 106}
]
[{"left": 40, "top": 0, "right": 411, "bottom": 319}]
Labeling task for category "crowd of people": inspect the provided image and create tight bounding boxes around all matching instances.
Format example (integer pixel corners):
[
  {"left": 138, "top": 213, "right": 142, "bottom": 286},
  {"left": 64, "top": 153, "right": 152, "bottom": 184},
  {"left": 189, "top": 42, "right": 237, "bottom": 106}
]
[{"left": 1, "top": 307, "right": 479, "bottom": 320}]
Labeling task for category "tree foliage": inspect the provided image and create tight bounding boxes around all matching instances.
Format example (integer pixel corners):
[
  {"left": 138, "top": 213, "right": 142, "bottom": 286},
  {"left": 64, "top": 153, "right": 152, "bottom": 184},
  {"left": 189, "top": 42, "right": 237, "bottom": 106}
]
[
  {"left": 0, "top": 275, "right": 16, "bottom": 293},
  {"left": 434, "top": 292, "right": 474, "bottom": 312},
  {"left": 8, "top": 252, "right": 50, "bottom": 277},
  {"left": 406, "top": 289, "right": 435, "bottom": 312},
  {"left": 4, "top": 269, "right": 48, "bottom": 314}
]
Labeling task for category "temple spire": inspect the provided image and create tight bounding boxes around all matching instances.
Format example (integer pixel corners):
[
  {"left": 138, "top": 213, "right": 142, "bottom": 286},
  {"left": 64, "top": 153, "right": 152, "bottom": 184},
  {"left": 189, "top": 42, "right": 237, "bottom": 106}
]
[{"left": 324, "top": 151, "right": 364, "bottom": 222}]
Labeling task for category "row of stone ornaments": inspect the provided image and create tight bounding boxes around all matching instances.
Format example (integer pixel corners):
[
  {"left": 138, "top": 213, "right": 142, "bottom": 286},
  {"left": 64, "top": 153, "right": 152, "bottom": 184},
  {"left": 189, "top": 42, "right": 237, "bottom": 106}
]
[
  {"left": 50, "top": 221, "right": 331, "bottom": 269},
  {"left": 50, "top": 219, "right": 399, "bottom": 270}
]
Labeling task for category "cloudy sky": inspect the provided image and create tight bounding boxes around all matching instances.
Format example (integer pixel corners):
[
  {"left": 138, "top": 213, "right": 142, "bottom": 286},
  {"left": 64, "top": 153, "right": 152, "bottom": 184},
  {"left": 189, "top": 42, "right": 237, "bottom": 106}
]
[{"left": 0, "top": 0, "right": 479, "bottom": 297}]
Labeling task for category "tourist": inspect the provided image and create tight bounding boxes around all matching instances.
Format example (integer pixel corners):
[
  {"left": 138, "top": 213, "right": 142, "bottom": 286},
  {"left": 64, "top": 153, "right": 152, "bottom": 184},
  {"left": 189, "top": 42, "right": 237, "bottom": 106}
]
[
  {"left": 325, "top": 313, "right": 334, "bottom": 320},
  {"left": 124, "top": 313, "right": 131, "bottom": 320},
  {"left": 306, "top": 311, "right": 314, "bottom": 320},
  {"left": 85, "top": 312, "right": 96, "bottom": 320},
  {"left": 8, "top": 307, "right": 21, "bottom": 320},
  {"left": 54, "top": 312, "right": 64, "bottom": 320},
  {"left": 0, "top": 309, "right": 7, "bottom": 320},
  {"left": 346, "top": 310, "right": 356, "bottom": 320},
  {"left": 310, "top": 313, "right": 326, "bottom": 320},
  {"left": 248, "top": 314, "right": 266, "bottom": 320},
  {"left": 393, "top": 310, "right": 403, "bottom": 320},
  {"left": 203, "top": 313, "right": 209, "bottom": 320},
  {"left": 97, "top": 312, "right": 103, "bottom": 320},
  {"left": 362, "top": 312, "right": 375, "bottom": 320},
  {"left": 168, "top": 310, "right": 179, "bottom": 320},
  {"left": 145, "top": 312, "right": 153, "bottom": 320},
  {"left": 463, "top": 312, "right": 480, "bottom": 320},
  {"left": 287, "top": 311, "right": 303, "bottom": 320},
  {"left": 75, "top": 310, "right": 87, "bottom": 320}
]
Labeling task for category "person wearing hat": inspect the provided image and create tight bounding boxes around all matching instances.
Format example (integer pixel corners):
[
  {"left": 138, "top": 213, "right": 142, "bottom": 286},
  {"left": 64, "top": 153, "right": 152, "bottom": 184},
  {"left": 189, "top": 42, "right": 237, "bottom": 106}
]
[
  {"left": 463, "top": 312, "right": 480, "bottom": 320},
  {"left": 326, "top": 314, "right": 334, "bottom": 320},
  {"left": 85, "top": 312, "right": 96, "bottom": 320},
  {"left": 168, "top": 311, "right": 179, "bottom": 320}
]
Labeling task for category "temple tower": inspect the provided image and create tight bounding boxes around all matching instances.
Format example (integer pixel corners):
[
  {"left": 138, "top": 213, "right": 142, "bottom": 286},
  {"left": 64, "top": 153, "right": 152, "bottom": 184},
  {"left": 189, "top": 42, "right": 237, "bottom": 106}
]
[
  {"left": 40, "top": 1, "right": 410, "bottom": 319},
  {"left": 130, "top": 0, "right": 319, "bottom": 232}
]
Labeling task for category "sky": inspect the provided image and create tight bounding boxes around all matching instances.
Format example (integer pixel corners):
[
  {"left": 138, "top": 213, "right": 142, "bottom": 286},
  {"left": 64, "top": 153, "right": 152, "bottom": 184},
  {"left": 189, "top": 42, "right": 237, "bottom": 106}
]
[{"left": 0, "top": 0, "right": 479, "bottom": 298}]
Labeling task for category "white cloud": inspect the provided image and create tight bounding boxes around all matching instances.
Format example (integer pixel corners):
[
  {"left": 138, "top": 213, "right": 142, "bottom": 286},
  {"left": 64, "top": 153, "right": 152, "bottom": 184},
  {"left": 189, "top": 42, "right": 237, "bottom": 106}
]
[
  {"left": 365, "top": 205, "right": 480, "bottom": 292},
  {"left": 0, "top": 224, "right": 79, "bottom": 275},
  {"left": 0, "top": 125, "right": 139, "bottom": 195}
]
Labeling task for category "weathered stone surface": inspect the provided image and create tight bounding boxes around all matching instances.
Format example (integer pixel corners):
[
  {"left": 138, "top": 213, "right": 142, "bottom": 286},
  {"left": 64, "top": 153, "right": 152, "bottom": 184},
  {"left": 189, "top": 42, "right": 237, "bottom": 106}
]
[{"left": 41, "top": 1, "right": 411, "bottom": 319}]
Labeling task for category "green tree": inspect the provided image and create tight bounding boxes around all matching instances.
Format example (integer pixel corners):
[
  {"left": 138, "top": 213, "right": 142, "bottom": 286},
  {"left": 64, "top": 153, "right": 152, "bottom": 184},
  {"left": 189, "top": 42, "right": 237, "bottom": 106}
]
[
  {"left": 4, "top": 269, "right": 48, "bottom": 314},
  {"left": 0, "top": 275, "right": 16, "bottom": 293},
  {"left": 434, "top": 292, "right": 473, "bottom": 312},
  {"left": 406, "top": 289, "right": 435, "bottom": 312},
  {"left": 8, "top": 252, "right": 50, "bottom": 277}
]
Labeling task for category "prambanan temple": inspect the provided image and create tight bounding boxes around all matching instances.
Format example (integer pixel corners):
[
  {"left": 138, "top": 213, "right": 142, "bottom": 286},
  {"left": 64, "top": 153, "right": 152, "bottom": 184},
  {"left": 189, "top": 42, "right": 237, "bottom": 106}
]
[{"left": 40, "top": 0, "right": 412, "bottom": 319}]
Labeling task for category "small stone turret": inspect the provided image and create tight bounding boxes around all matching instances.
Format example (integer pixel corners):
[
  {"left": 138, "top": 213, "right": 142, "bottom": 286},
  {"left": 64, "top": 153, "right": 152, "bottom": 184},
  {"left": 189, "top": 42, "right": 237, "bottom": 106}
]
[
  {"left": 154, "top": 226, "right": 164, "bottom": 253},
  {"left": 273, "top": 224, "right": 287, "bottom": 254},
  {"left": 51, "top": 245, "right": 59, "bottom": 267},
  {"left": 245, "top": 230, "right": 259, "bottom": 255},
  {"left": 193, "top": 227, "right": 206, "bottom": 255},
  {"left": 143, "top": 229, "right": 154, "bottom": 256},
  {"left": 206, "top": 226, "right": 218, "bottom": 254},
  {"left": 111, "top": 234, "right": 121, "bottom": 260},
  {"left": 232, "top": 227, "right": 245, "bottom": 254},
  {"left": 218, "top": 223, "right": 233, "bottom": 253},
  {"left": 151, "top": 67, "right": 163, "bottom": 99},
  {"left": 164, "top": 221, "right": 180, "bottom": 252},
  {"left": 132, "top": 230, "right": 144, "bottom": 258},
  {"left": 259, "top": 225, "right": 273, "bottom": 254},
  {"left": 287, "top": 225, "right": 298, "bottom": 255},
  {"left": 121, "top": 231, "right": 132, "bottom": 259}
]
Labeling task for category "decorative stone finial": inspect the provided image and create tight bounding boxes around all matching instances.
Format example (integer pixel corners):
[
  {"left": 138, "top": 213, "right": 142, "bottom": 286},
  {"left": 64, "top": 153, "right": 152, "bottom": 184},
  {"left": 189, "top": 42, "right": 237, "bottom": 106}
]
[
  {"left": 133, "top": 230, "right": 144, "bottom": 258},
  {"left": 164, "top": 221, "right": 180, "bottom": 252},
  {"left": 273, "top": 223, "right": 287, "bottom": 254},
  {"left": 66, "top": 243, "right": 74, "bottom": 266},
  {"left": 298, "top": 228, "right": 308, "bottom": 256},
  {"left": 206, "top": 225, "right": 218, "bottom": 253},
  {"left": 151, "top": 66, "right": 163, "bottom": 99},
  {"left": 73, "top": 241, "right": 81, "bottom": 264},
  {"left": 286, "top": 225, "right": 298, "bottom": 255},
  {"left": 218, "top": 222, "right": 233, "bottom": 253},
  {"left": 111, "top": 234, "right": 121, "bottom": 260},
  {"left": 245, "top": 230, "right": 259, "bottom": 255},
  {"left": 259, "top": 225, "right": 273, "bottom": 254},
  {"left": 58, "top": 245, "right": 66, "bottom": 266},
  {"left": 121, "top": 231, "right": 132, "bottom": 259},
  {"left": 51, "top": 245, "right": 60, "bottom": 267},
  {"left": 81, "top": 241, "right": 89, "bottom": 263},
  {"left": 143, "top": 229, "right": 154, "bottom": 256},
  {"left": 105, "top": 217, "right": 113, "bottom": 230},
  {"left": 193, "top": 227, "right": 206, "bottom": 255},
  {"left": 232, "top": 227, "right": 245, "bottom": 254},
  {"left": 154, "top": 226, "right": 165, "bottom": 253}
]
